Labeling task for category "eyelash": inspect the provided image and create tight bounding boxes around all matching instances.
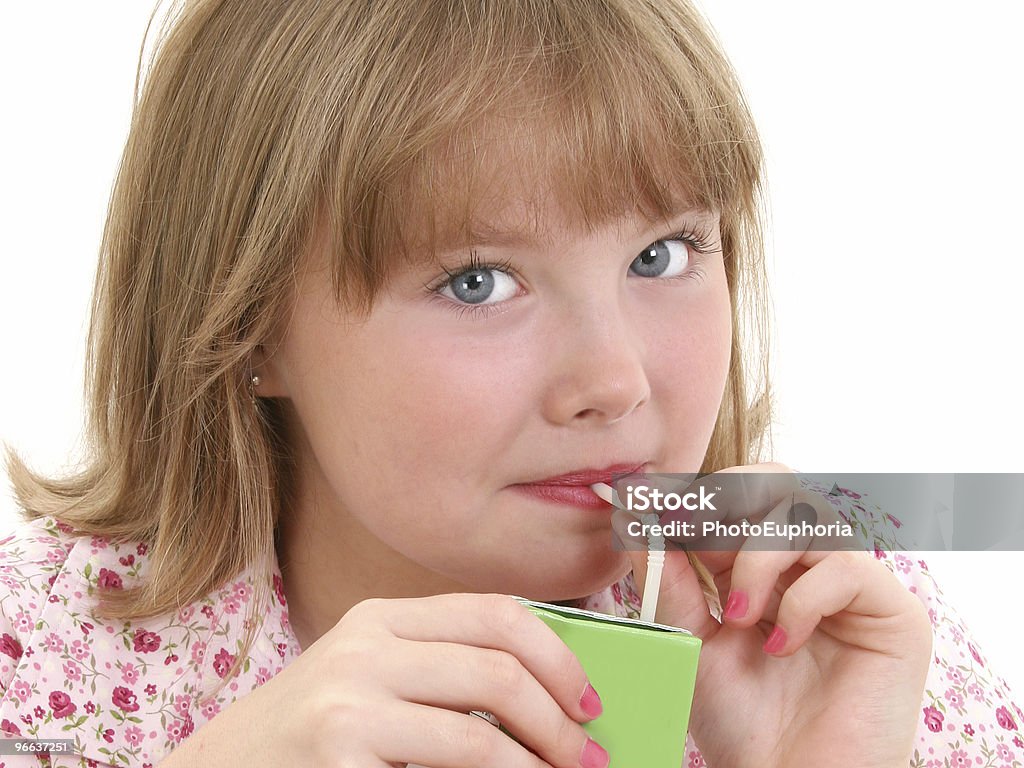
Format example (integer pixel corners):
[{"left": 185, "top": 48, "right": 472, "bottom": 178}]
[{"left": 426, "top": 222, "right": 720, "bottom": 320}]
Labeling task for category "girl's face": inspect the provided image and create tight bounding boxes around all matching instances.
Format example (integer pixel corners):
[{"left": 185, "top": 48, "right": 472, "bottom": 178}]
[{"left": 263, "top": 175, "right": 732, "bottom": 602}]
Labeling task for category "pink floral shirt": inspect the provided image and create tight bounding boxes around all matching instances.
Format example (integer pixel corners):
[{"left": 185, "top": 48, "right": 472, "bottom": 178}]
[{"left": 0, "top": 480, "right": 1020, "bottom": 767}]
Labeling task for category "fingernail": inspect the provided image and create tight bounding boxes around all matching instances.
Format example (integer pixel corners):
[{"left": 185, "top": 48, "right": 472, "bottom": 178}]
[
  {"left": 580, "top": 737, "right": 609, "bottom": 768},
  {"left": 723, "top": 590, "right": 748, "bottom": 620},
  {"left": 763, "top": 625, "right": 787, "bottom": 654},
  {"left": 579, "top": 682, "right": 603, "bottom": 719}
]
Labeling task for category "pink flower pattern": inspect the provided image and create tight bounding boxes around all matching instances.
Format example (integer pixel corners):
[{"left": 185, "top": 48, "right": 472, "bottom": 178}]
[
  {"left": 0, "top": 480, "right": 1019, "bottom": 767},
  {"left": 0, "top": 515, "right": 299, "bottom": 766}
]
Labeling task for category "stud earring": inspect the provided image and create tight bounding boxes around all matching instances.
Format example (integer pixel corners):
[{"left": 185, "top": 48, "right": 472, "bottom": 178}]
[{"left": 249, "top": 373, "right": 262, "bottom": 404}]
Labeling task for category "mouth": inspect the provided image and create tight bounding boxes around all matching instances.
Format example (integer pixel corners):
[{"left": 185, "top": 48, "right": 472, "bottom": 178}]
[{"left": 510, "top": 462, "right": 649, "bottom": 510}]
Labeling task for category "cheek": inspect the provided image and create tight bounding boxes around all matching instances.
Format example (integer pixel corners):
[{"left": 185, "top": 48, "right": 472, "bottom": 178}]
[
  {"left": 342, "top": 319, "right": 532, "bottom": 482},
  {"left": 647, "top": 274, "right": 733, "bottom": 455},
  {"left": 279, "top": 314, "right": 527, "bottom": 561}
]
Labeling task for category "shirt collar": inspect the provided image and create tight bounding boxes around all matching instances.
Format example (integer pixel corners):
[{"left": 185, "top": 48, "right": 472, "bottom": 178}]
[{"left": 1, "top": 519, "right": 302, "bottom": 767}]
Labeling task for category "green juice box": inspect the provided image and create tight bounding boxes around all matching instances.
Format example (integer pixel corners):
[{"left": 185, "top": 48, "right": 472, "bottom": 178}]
[{"left": 514, "top": 598, "right": 702, "bottom": 768}]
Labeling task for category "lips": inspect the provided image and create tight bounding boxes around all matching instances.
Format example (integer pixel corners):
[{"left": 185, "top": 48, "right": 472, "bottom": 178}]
[
  {"left": 523, "top": 462, "right": 649, "bottom": 487},
  {"left": 510, "top": 462, "right": 648, "bottom": 510}
]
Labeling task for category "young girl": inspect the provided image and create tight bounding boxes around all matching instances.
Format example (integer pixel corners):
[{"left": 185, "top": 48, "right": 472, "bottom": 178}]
[{"left": 0, "top": 1, "right": 1019, "bottom": 766}]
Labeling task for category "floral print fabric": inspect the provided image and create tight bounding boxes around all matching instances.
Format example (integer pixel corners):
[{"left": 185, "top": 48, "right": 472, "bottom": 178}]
[
  {"left": 0, "top": 479, "right": 1020, "bottom": 767},
  {"left": 0, "top": 516, "right": 301, "bottom": 767}
]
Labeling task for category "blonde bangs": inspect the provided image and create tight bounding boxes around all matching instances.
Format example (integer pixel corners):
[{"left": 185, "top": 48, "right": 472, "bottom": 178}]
[{"left": 319, "top": 0, "right": 763, "bottom": 315}]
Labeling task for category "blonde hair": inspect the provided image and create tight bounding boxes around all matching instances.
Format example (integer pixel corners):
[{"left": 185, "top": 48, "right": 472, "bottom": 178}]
[{"left": 5, "top": 0, "right": 773, "bottom": 699}]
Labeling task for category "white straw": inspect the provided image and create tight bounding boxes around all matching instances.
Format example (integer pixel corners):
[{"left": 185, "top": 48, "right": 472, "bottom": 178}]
[
  {"left": 591, "top": 483, "right": 665, "bottom": 623},
  {"left": 639, "top": 514, "right": 665, "bottom": 623},
  {"left": 589, "top": 481, "right": 621, "bottom": 508}
]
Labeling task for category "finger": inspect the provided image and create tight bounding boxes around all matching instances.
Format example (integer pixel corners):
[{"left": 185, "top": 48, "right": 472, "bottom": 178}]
[
  {"left": 721, "top": 488, "right": 858, "bottom": 628},
  {"left": 764, "top": 550, "right": 927, "bottom": 657},
  {"left": 381, "top": 638, "right": 595, "bottom": 768},
  {"left": 357, "top": 594, "right": 597, "bottom": 725},
  {"left": 701, "top": 463, "right": 800, "bottom": 526},
  {"left": 658, "top": 463, "right": 800, "bottom": 544},
  {"left": 610, "top": 509, "right": 721, "bottom": 640},
  {"left": 372, "top": 700, "right": 556, "bottom": 768}
]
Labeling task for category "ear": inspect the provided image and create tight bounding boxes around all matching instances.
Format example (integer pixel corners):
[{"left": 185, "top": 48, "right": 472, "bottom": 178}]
[{"left": 250, "top": 343, "right": 291, "bottom": 399}]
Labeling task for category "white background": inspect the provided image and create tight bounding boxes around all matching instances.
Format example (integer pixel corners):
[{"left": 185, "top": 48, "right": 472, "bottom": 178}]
[{"left": 1, "top": 2, "right": 1021, "bottom": 686}]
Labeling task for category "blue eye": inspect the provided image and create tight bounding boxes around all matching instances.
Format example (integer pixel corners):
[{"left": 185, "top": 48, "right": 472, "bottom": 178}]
[
  {"left": 439, "top": 255, "right": 519, "bottom": 306},
  {"left": 630, "top": 239, "right": 691, "bottom": 279}
]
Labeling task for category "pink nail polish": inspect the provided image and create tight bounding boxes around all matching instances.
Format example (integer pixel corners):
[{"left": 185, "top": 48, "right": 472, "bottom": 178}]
[
  {"left": 723, "top": 590, "right": 748, "bottom": 620},
  {"left": 580, "top": 737, "right": 609, "bottom": 768},
  {"left": 763, "top": 625, "right": 787, "bottom": 654},
  {"left": 579, "top": 682, "right": 603, "bottom": 718}
]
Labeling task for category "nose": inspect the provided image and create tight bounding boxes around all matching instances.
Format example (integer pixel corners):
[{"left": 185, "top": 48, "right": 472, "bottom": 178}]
[{"left": 541, "top": 298, "right": 652, "bottom": 427}]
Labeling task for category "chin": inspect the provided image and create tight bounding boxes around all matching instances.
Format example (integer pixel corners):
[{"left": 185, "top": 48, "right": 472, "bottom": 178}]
[{"left": 511, "top": 550, "right": 633, "bottom": 605}]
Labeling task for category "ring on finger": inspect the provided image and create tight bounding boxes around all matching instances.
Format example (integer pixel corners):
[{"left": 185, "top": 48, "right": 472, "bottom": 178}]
[{"left": 468, "top": 710, "right": 501, "bottom": 728}]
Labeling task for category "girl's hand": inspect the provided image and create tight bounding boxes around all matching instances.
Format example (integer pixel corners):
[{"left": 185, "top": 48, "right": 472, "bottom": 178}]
[
  {"left": 613, "top": 463, "right": 933, "bottom": 768},
  {"left": 159, "top": 593, "right": 606, "bottom": 768}
]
